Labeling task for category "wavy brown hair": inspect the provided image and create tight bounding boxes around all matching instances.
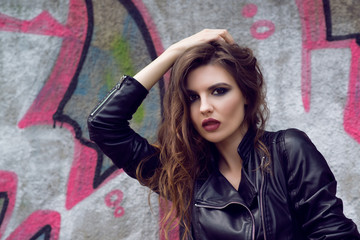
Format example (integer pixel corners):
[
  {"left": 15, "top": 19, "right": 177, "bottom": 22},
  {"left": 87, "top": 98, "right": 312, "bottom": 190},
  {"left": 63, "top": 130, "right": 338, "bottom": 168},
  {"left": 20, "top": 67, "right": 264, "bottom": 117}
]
[{"left": 137, "top": 41, "right": 269, "bottom": 239}]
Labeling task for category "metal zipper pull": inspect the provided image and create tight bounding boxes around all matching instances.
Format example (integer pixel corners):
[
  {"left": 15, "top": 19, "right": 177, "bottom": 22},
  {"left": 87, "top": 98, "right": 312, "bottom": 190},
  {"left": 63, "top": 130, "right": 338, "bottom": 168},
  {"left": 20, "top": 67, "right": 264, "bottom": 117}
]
[{"left": 90, "top": 75, "right": 126, "bottom": 117}]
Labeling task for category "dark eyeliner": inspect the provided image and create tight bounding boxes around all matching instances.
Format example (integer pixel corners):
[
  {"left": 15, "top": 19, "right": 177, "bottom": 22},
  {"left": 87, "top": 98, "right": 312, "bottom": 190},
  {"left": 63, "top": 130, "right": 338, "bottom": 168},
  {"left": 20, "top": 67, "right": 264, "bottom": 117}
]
[
  {"left": 213, "top": 87, "right": 229, "bottom": 95},
  {"left": 187, "top": 92, "right": 199, "bottom": 103}
]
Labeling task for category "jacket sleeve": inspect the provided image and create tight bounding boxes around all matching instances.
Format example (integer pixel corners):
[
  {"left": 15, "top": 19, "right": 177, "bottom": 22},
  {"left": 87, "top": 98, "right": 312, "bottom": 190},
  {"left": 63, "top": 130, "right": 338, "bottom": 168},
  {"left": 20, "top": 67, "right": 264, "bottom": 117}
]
[
  {"left": 87, "top": 75, "right": 160, "bottom": 180},
  {"left": 282, "top": 129, "right": 360, "bottom": 239}
]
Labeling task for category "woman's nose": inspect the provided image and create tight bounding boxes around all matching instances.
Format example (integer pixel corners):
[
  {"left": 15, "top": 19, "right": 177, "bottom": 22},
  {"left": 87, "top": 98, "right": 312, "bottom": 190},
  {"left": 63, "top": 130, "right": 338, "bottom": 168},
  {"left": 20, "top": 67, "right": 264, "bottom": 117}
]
[{"left": 200, "top": 98, "right": 213, "bottom": 114}]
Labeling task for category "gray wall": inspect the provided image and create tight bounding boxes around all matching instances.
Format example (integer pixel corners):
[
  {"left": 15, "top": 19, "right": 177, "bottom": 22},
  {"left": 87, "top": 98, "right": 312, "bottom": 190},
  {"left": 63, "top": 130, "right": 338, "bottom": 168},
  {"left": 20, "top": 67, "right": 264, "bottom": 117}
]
[{"left": 0, "top": 0, "right": 359, "bottom": 239}]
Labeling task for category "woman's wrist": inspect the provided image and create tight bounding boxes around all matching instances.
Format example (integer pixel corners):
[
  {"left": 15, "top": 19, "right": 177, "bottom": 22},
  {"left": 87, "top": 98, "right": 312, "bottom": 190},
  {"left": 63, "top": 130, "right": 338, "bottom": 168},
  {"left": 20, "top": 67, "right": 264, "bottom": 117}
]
[{"left": 134, "top": 47, "right": 178, "bottom": 90}]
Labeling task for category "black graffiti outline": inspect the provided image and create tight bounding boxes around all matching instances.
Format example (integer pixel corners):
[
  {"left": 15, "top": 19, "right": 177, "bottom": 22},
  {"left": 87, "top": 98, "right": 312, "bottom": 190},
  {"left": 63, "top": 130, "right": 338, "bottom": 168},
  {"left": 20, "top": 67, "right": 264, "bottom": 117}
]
[
  {"left": 52, "top": 0, "right": 165, "bottom": 189},
  {"left": 29, "top": 225, "right": 51, "bottom": 240},
  {"left": 0, "top": 192, "right": 9, "bottom": 228},
  {"left": 323, "top": 0, "right": 360, "bottom": 46}
]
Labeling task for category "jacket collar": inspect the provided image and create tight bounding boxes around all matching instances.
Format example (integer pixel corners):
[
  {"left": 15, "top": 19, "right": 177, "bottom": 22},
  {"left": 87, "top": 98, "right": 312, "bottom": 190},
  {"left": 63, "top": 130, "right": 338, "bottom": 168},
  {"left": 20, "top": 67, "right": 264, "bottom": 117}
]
[
  {"left": 195, "top": 128, "right": 258, "bottom": 208},
  {"left": 208, "top": 127, "right": 256, "bottom": 170},
  {"left": 237, "top": 127, "right": 256, "bottom": 167},
  {"left": 194, "top": 168, "right": 257, "bottom": 208}
]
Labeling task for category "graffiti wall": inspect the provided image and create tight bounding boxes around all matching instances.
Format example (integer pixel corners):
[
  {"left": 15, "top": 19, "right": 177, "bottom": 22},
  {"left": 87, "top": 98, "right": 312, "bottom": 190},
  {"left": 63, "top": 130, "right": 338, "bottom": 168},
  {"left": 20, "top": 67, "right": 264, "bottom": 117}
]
[{"left": 0, "top": 0, "right": 359, "bottom": 239}]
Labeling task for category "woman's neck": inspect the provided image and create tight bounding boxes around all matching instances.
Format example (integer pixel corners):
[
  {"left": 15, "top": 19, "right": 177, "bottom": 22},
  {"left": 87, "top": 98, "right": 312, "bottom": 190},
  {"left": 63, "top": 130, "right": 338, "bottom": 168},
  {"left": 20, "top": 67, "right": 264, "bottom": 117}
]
[
  {"left": 215, "top": 125, "right": 248, "bottom": 190},
  {"left": 215, "top": 125, "right": 248, "bottom": 167}
]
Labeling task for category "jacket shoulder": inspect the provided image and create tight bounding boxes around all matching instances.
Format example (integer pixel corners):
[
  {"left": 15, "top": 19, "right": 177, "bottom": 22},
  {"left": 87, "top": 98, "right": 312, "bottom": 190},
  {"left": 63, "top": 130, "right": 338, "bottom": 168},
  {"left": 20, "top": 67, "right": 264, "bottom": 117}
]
[
  {"left": 282, "top": 128, "right": 313, "bottom": 148},
  {"left": 264, "top": 128, "right": 309, "bottom": 143},
  {"left": 264, "top": 128, "right": 332, "bottom": 181},
  {"left": 263, "top": 128, "right": 316, "bottom": 155}
]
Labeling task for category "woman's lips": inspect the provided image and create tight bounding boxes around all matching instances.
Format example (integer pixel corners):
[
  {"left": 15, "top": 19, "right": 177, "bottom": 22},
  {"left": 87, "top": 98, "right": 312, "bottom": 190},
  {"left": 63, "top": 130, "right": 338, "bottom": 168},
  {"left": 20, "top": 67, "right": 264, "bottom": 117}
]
[{"left": 202, "top": 118, "right": 220, "bottom": 131}]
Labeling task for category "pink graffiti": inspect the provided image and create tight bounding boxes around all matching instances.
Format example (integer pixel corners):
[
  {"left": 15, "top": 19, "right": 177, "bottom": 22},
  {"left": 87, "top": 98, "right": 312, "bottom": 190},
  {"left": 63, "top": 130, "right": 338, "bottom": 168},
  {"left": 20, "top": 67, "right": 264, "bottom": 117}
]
[
  {"left": 0, "top": 0, "right": 104, "bottom": 229},
  {"left": 15, "top": 1, "right": 87, "bottom": 129},
  {"left": 6, "top": 210, "right": 61, "bottom": 240},
  {"left": 66, "top": 129, "right": 116, "bottom": 209},
  {"left": 0, "top": 0, "right": 169, "bottom": 211},
  {"left": 1, "top": 0, "right": 175, "bottom": 239},
  {"left": 105, "top": 189, "right": 124, "bottom": 207},
  {"left": 0, "top": 0, "right": 108, "bottom": 210},
  {"left": 0, "top": 171, "right": 17, "bottom": 239},
  {"left": 1, "top": 0, "right": 177, "bottom": 238},
  {"left": 0, "top": 11, "right": 73, "bottom": 37},
  {"left": 105, "top": 189, "right": 125, "bottom": 218},
  {"left": 296, "top": 0, "right": 360, "bottom": 143},
  {"left": 114, "top": 206, "right": 125, "bottom": 218},
  {"left": 250, "top": 20, "right": 276, "bottom": 40},
  {"left": 242, "top": 4, "right": 257, "bottom": 18},
  {"left": 344, "top": 42, "right": 360, "bottom": 142},
  {"left": 241, "top": 4, "right": 275, "bottom": 40}
]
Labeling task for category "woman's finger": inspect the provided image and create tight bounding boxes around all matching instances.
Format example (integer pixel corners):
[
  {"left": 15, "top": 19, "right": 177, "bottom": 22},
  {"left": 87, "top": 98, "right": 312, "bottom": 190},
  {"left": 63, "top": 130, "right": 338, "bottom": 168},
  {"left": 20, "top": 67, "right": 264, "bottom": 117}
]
[
  {"left": 198, "top": 29, "right": 234, "bottom": 44},
  {"left": 218, "top": 29, "right": 235, "bottom": 44}
]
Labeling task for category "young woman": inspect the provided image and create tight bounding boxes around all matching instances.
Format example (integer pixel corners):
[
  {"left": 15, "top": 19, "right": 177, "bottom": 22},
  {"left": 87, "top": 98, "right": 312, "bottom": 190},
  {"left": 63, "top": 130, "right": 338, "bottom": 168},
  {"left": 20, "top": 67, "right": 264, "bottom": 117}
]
[{"left": 88, "top": 29, "right": 360, "bottom": 239}]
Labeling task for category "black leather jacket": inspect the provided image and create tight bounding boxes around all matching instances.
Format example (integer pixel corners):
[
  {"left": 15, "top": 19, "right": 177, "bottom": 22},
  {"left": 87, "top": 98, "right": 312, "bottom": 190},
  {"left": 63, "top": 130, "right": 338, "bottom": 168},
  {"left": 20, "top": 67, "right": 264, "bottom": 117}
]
[{"left": 88, "top": 76, "right": 360, "bottom": 240}]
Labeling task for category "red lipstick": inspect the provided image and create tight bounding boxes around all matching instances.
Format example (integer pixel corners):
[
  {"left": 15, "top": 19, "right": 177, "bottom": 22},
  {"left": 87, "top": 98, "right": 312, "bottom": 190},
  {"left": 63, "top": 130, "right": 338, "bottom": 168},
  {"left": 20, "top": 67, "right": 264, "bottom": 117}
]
[{"left": 202, "top": 118, "right": 220, "bottom": 131}]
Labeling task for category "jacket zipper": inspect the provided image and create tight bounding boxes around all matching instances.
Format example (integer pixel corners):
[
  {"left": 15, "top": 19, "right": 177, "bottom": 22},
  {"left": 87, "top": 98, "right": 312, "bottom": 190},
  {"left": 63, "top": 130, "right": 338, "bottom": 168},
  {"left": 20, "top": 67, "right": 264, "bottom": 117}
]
[
  {"left": 89, "top": 76, "right": 125, "bottom": 117},
  {"left": 260, "top": 157, "right": 267, "bottom": 240},
  {"left": 195, "top": 202, "right": 255, "bottom": 240}
]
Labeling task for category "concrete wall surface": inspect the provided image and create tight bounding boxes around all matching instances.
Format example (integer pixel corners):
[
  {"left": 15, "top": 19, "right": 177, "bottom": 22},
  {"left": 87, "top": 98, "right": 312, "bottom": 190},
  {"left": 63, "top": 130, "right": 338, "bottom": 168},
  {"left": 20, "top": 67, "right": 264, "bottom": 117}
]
[{"left": 0, "top": 0, "right": 359, "bottom": 239}]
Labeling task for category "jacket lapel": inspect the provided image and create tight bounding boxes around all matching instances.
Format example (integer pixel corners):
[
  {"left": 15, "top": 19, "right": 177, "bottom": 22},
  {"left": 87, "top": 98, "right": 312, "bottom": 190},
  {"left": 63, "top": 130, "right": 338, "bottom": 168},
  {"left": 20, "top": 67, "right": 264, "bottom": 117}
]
[{"left": 194, "top": 168, "right": 257, "bottom": 208}]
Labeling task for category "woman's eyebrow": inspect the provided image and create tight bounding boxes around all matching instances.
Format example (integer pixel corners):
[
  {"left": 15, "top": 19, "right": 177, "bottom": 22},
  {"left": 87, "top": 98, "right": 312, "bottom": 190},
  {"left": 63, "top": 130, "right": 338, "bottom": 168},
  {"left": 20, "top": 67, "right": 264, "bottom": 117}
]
[
  {"left": 208, "top": 82, "right": 232, "bottom": 91},
  {"left": 186, "top": 82, "right": 232, "bottom": 93}
]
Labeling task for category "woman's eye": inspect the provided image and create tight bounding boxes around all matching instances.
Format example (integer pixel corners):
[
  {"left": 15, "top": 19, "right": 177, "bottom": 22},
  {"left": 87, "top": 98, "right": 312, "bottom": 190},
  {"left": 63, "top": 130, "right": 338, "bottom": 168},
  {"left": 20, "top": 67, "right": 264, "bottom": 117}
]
[
  {"left": 188, "top": 94, "right": 199, "bottom": 102},
  {"left": 213, "top": 88, "right": 228, "bottom": 95}
]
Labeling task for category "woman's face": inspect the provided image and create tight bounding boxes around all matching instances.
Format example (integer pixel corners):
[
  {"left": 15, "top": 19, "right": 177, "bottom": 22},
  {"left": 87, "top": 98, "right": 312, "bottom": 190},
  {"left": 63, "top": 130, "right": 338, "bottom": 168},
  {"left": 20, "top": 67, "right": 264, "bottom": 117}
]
[{"left": 186, "top": 64, "right": 248, "bottom": 145}]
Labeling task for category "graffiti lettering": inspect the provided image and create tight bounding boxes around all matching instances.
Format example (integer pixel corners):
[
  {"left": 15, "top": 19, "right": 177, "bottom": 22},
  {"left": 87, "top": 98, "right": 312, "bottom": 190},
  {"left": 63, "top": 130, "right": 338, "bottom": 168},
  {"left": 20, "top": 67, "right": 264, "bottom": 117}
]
[
  {"left": 1, "top": 0, "right": 359, "bottom": 239},
  {"left": 0, "top": 171, "right": 17, "bottom": 239},
  {"left": 0, "top": 0, "right": 166, "bottom": 238},
  {"left": 241, "top": 3, "right": 275, "bottom": 40},
  {"left": 105, "top": 190, "right": 125, "bottom": 218},
  {"left": 6, "top": 211, "right": 60, "bottom": 240},
  {"left": 296, "top": 0, "right": 360, "bottom": 143}
]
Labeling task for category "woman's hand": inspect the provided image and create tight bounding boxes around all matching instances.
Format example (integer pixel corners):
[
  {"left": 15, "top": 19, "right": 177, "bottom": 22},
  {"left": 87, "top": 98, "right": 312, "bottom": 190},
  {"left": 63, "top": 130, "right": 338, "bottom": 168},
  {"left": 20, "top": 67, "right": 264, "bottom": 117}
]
[
  {"left": 134, "top": 29, "right": 234, "bottom": 90},
  {"left": 167, "top": 29, "right": 235, "bottom": 54}
]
